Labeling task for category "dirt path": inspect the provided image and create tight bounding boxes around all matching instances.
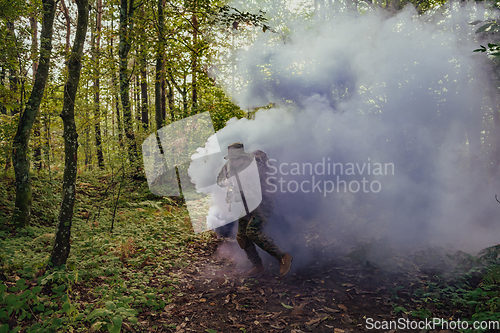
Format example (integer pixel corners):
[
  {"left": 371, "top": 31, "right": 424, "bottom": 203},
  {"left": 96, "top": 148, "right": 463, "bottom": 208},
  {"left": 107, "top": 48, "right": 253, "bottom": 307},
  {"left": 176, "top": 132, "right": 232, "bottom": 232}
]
[{"left": 147, "top": 238, "right": 457, "bottom": 333}]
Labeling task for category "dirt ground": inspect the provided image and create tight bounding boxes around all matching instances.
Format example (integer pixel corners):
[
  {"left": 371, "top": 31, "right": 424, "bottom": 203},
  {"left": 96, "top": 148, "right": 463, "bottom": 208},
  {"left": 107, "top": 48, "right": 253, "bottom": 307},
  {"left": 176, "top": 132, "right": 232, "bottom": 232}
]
[{"left": 148, "top": 238, "right": 461, "bottom": 333}]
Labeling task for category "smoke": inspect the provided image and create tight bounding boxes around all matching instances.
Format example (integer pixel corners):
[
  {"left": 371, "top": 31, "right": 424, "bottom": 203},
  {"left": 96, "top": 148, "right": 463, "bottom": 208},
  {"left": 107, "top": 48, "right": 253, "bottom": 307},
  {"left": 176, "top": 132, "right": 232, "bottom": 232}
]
[{"left": 190, "top": 2, "right": 500, "bottom": 269}]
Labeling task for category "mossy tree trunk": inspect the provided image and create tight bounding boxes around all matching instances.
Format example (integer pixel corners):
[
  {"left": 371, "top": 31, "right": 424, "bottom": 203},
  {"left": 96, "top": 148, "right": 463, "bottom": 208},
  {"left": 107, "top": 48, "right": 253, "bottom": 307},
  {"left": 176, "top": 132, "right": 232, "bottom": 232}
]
[
  {"left": 50, "top": 0, "right": 89, "bottom": 268},
  {"left": 119, "top": 0, "right": 138, "bottom": 163},
  {"left": 11, "top": 0, "right": 56, "bottom": 228}
]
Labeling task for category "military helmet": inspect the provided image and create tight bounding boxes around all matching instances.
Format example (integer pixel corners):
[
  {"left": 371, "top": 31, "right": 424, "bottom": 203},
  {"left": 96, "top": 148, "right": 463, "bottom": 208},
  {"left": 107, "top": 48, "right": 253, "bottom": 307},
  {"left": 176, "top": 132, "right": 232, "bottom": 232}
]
[{"left": 224, "top": 142, "right": 253, "bottom": 160}]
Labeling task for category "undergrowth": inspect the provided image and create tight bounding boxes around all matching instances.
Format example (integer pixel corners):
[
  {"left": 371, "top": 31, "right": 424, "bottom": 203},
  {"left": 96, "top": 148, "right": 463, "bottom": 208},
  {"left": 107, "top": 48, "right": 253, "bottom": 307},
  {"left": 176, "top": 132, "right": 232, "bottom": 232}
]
[
  {"left": 0, "top": 169, "right": 216, "bottom": 332},
  {"left": 407, "top": 245, "right": 500, "bottom": 332}
]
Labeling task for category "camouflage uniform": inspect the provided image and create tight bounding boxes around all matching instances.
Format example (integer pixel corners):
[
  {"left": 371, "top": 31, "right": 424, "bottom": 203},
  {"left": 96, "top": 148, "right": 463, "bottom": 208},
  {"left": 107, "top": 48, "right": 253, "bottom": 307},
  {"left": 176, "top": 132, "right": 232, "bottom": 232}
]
[{"left": 217, "top": 146, "right": 285, "bottom": 267}]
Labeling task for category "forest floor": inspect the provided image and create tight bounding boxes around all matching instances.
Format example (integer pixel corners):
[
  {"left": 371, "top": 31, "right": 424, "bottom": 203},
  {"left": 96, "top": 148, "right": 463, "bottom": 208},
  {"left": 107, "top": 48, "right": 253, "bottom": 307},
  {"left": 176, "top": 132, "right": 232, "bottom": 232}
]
[
  {"left": 0, "top": 170, "right": 498, "bottom": 333},
  {"left": 150, "top": 236, "right": 471, "bottom": 333}
]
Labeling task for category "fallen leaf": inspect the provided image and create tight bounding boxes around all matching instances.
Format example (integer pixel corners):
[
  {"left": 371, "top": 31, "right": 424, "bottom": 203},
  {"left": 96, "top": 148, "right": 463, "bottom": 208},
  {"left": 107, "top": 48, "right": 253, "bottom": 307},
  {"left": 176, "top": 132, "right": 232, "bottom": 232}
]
[{"left": 323, "top": 306, "right": 340, "bottom": 313}]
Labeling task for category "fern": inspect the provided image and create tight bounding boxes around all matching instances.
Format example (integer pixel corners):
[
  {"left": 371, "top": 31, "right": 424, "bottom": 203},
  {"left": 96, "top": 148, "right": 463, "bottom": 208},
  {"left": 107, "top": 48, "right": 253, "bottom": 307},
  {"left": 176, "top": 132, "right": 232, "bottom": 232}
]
[
  {"left": 480, "top": 265, "right": 500, "bottom": 287},
  {"left": 478, "top": 244, "right": 500, "bottom": 262},
  {"left": 127, "top": 201, "right": 163, "bottom": 210}
]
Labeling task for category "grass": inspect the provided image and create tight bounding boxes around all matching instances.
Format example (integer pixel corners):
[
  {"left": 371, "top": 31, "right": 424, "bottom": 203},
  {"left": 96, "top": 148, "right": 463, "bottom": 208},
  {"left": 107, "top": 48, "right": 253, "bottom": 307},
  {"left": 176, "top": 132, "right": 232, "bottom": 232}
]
[{"left": 0, "top": 169, "right": 216, "bottom": 332}]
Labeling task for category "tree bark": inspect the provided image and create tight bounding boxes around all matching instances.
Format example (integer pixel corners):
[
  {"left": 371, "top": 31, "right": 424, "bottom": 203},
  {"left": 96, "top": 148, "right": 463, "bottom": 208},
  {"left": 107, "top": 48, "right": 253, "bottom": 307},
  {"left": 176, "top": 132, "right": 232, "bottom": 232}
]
[
  {"left": 191, "top": 9, "right": 198, "bottom": 113},
  {"left": 109, "top": 18, "right": 123, "bottom": 147},
  {"left": 166, "top": 68, "right": 174, "bottom": 122},
  {"left": 119, "top": 0, "right": 138, "bottom": 163},
  {"left": 93, "top": 0, "right": 104, "bottom": 169},
  {"left": 6, "top": 21, "right": 20, "bottom": 117},
  {"left": 31, "top": 14, "right": 43, "bottom": 171},
  {"left": 155, "top": 0, "right": 164, "bottom": 131},
  {"left": 50, "top": 0, "right": 89, "bottom": 268},
  {"left": 140, "top": 46, "right": 148, "bottom": 129},
  {"left": 60, "top": 0, "right": 71, "bottom": 55},
  {"left": 4, "top": 21, "right": 19, "bottom": 171},
  {"left": 11, "top": 0, "right": 56, "bottom": 228}
]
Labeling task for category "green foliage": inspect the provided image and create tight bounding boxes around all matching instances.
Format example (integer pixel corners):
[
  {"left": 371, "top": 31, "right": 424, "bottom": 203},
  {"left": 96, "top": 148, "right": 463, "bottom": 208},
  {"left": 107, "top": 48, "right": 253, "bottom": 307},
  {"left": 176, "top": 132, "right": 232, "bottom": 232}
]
[
  {"left": 0, "top": 172, "right": 216, "bottom": 331},
  {"left": 478, "top": 244, "right": 500, "bottom": 262},
  {"left": 215, "top": 5, "right": 273, "bottom": 33},
  {"left": 87, "top": 301, "right": 137, "bottom": 333},
  {"left": 472, "top": 19, "right": 500, "bottom": 60}
]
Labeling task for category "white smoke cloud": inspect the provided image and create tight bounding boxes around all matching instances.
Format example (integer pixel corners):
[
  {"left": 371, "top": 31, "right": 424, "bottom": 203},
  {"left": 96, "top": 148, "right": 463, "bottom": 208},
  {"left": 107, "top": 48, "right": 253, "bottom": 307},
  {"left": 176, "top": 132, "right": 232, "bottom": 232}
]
[{"left": 189, "top": 2, "right": 500, "bottom": 262}]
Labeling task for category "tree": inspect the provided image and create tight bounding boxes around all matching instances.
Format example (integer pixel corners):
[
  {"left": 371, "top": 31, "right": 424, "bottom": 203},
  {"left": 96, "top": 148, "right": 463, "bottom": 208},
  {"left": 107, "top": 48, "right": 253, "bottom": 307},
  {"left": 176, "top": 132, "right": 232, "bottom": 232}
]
[
  {"left": 50, "top": 0, "right": 89, "bottom": 268},
  {"left": 119, "top": 0, "right": 138, "bottom": 163},
  {"left": 92, "top": 0, "right": 105, "bottom": 169},
  {"left": 11, "top": 0, "right": 56, "bottom": 228},
  {"left": 155, "top": 0, "right": 165, "bottom": 130}
]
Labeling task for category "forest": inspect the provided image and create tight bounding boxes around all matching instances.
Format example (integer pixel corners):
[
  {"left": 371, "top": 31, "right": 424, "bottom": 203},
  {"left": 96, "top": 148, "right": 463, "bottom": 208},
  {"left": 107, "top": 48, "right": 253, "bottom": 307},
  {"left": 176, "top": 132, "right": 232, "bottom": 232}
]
[{"left": 2, "top": 0, "right": 500, "bottom": 331}]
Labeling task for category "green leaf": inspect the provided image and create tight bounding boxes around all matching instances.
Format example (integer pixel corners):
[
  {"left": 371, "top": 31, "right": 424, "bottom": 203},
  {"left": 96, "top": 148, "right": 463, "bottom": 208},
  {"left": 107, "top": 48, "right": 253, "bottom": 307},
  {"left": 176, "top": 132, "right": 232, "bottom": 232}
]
[
  {"left": 476, "top": 23, "right": 494, "bottom": 34},
  {"left": 107, "top": 316, "right": 122, "bottom": 333},
  {"left": 62, "top": 301, "right": 71, "bottom": 313},
  {"left": 0, "top": 285, "right": 6, "bottom": 292},
  {"left": 32, "top": 286, "right": 42, "bottom": 294},
  {"left": 206, "top": 329, "right": 217, "bottom": 333},
  {"left": 105, "top": 301, "right": 117, "bottom": 310},
  {"left": 281, "top": 302, "right": 293, "bottom": 309},
  {"left": 16, "top": 279, "right": 26, "bottom": 288},
  {"left": 5, "top": 294, "right": 18, "bottom": 305},
  {"left": 19, "top": 290, "right": 31, "bottom": 299},
  {"left": 145, "top": 293, "right": 156, "bottom": 299},
  {"left": 473, "top": 45, "right": 487, "bottom": 53},
  {"left": 53, "top": 284, "right": 66, "bottom": 293},
  {"left": 87, "top": 308, "right": 112, "bottom": 320},
  {"left": 0, "top": 324, "right": 8, "bottom": 333},
  {"left": 90, "top": 321, "right": 104, "bottom": 331}
]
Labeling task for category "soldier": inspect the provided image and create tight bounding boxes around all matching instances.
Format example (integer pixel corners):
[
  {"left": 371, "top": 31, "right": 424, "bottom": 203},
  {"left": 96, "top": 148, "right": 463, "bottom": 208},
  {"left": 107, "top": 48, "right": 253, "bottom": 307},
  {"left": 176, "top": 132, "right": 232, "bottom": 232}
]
[{"left": 217, "top": 142, "right": 293, "bottom": 277}]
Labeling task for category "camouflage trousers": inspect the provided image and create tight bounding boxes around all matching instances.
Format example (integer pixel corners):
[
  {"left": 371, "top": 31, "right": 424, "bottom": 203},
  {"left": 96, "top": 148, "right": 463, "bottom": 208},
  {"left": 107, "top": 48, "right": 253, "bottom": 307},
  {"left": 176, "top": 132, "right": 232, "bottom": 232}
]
[{"left": 237, "top": 209, "right": 285, "bottom": 267}]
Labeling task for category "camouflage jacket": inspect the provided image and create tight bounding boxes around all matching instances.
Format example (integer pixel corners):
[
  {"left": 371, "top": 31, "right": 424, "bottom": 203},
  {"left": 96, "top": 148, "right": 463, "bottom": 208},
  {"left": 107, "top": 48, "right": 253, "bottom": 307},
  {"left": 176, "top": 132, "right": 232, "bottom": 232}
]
[{"left": 217, "top": 150, "right": 275, "bottom": 215}]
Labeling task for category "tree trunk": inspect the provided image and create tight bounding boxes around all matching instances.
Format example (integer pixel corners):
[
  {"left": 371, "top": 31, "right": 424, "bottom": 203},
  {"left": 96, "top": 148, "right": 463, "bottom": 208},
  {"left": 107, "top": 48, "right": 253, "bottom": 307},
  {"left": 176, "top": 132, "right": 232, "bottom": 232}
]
[
  {"left": 60, "top": 0, "right": 71, "bottom": 55},
  {"left": 93, "top": 0, "right": 104, "bottom": 169},
  {"left": 109, "top": 18, "right": 123, "bottom": 147},
  {"left": 119, "top": 0, "right": 138, "bottom": 163},
  {"left": 11, "top": 0, "right": 56, "bottom": 228},
  {"left": 161, "top": 60, "right": 166, "bottom": 122},
  {"left": 166, "top": 69, "right": 174, "bottom": 122},
  {"left": 31, "top": 14, "right": 43, "bottom": 171},
  {"left": 0, "top": 69, "right": 6, "bottom": 115},
  {"left": 50, "top": 0, "right": 89, "bottom": 268},
  {"left": 155, "top": 0, "right": 164, "bottom": 130},
  {"left": 4, "top": 21, "right": 20, "bottom": 172},
  {"left": 140, "top": 47, "right": 148, "bottom": 129},
  {"left": 191, "top": 10, "right": 198, "bottom": 113},
  {"left": 6, "top": 21, "right": 20, "bottom": 117}
]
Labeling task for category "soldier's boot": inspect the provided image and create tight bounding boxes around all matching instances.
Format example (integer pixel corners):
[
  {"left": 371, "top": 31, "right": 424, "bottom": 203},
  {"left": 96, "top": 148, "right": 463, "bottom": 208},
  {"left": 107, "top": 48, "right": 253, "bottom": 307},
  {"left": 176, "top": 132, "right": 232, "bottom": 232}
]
[
  {"left": 279, "top": 252, "right": 293, "bottom": 276},
  {"left": 237, "top": 234, "right": 264, "bottom": 277},
  {"left": 243, "top": 264, "right": 264, "bottom": 278}
]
